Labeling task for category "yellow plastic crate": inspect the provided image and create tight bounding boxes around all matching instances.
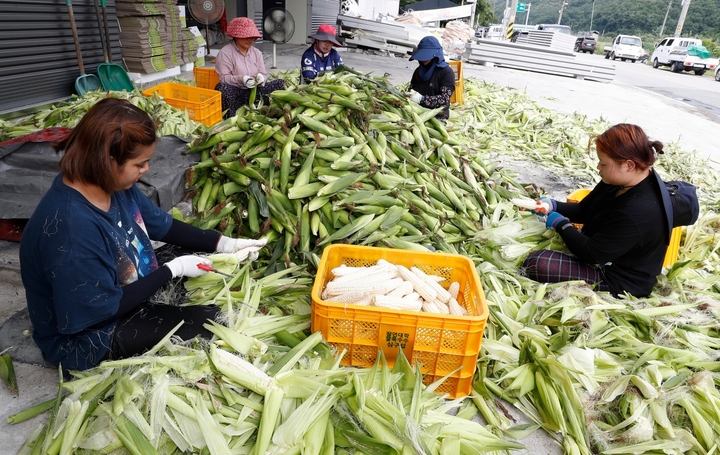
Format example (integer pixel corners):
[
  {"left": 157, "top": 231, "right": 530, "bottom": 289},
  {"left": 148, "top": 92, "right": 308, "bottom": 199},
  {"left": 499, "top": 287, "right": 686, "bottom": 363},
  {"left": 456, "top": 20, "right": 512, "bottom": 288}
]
[
  {"left": 567, "top": 188, "right": 681, "bottom": 268},
  {"left": 311, "top": 244, "right": 489, "bottom": 398},
  {"left": 193, "top": 66, "right": 219, "bottom": 90},
  {"left": 448, "top": 61, "right": 464, "bottom": 105},
  {"left": 142, "top": 82, "right": 221, "bottom": 127}
]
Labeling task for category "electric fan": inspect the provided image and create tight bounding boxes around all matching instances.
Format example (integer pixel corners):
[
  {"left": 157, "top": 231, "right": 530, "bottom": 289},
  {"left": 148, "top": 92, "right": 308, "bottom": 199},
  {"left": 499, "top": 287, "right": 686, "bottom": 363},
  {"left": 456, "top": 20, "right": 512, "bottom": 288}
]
[
  {"left": 188, "top": 0, "right": 225, "bottom": 55},
  {"left": 262, "top": 8, "right": 295, "bottom": 68}
]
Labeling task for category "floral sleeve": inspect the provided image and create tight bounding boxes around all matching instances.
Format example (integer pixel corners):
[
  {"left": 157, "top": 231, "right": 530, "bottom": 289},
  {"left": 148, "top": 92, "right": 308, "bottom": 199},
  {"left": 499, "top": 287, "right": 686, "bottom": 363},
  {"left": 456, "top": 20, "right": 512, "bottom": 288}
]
[{"left": 421, "top": 85, "right": 453, "bottom": 109}]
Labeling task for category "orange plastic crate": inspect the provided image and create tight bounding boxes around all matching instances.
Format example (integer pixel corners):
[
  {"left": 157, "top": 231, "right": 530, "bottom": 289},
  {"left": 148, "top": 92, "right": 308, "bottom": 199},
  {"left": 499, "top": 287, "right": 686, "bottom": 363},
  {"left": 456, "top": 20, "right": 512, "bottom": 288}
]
[
  {"left": 567, "top": 188, "right": 681, "bottom": 267},
  {"left": 193, "top": 66, "right": 219, "bottom": 90},
  {"left": 449, "top": 61, "right": 464, "bottom": 105},
  {"left": 142, "top": 82, "right": 221, "bottom": 126},
  {"left": 311, "top": 244, "right": 489, "bottom": 398}
]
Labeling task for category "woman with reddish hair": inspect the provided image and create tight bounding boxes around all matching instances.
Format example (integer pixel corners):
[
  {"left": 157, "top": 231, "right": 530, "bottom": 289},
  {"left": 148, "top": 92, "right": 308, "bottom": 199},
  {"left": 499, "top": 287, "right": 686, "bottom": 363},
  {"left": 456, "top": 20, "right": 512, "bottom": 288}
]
[
  {"left": 19, "top": 98, "right": 266, "bottom": 375},
  {"left": 215, "top": 17, "right": 285, "bottom": 116},
  {"left": 521, "top": 123, "right": 669, "bottom": 297}
]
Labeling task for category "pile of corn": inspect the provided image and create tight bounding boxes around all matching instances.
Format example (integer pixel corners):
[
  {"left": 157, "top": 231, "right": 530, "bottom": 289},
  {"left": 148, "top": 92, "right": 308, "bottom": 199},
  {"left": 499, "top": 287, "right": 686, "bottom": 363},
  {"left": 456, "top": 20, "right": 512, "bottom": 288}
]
[
  {"left": 0, "top": 90, "right": 205, "bottom": 141},
  {"left": 9, "top": 70, "right": 720, "bottom": 454},
  {"left": 182, "top": 70, "right": 533, "bottom": 272}
]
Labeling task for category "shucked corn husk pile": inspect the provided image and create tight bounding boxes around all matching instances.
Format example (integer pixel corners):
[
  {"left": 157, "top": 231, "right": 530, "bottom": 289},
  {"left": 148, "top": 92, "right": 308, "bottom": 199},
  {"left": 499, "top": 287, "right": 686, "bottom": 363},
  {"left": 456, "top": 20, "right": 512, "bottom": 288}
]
[
  {"left": 0, "top": 90, "right": 205, "bottom": 141},
  {"left": 9, "top": 69, "right": 720, "bottom": 454}
]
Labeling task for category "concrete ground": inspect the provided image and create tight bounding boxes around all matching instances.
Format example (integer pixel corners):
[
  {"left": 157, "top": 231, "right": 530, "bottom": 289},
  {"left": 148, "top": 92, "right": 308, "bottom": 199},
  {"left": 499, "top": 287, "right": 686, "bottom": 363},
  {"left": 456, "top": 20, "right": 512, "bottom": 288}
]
[{"left": 1, "top": 41, "right": 718, "bottom": 454}]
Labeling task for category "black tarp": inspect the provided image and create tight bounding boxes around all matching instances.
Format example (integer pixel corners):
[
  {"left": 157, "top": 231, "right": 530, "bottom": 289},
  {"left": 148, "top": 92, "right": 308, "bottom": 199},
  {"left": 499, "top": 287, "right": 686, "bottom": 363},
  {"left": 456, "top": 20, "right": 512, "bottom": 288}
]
[
  {"left": 403, "top": 0, "right": 459, "bottom": 12},
  {"left": 0, "top": 134, "right": 197, "bottom": 219}
]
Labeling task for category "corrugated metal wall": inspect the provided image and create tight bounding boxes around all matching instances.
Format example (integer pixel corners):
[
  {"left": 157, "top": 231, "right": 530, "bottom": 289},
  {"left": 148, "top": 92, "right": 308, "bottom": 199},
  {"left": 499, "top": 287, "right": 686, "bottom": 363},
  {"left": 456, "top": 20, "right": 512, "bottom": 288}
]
[
  {"left": 0, "top": 0, "right": 121, "bottom": 116},
  {"left": 310, "top": 0, "right": 340, "bottom": 35}
]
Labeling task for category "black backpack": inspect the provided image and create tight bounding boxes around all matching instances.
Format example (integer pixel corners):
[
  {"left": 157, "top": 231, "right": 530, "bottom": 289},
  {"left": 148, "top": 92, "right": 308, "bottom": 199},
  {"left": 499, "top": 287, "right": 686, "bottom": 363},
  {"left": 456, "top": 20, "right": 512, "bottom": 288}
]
[{"left": 653, "top": 170, "right": 700, "bottom": 236}]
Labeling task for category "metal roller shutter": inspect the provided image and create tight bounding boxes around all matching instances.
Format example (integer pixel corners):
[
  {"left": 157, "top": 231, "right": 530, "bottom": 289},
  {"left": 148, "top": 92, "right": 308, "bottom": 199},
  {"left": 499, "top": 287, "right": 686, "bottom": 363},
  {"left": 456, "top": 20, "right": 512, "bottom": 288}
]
[
  {"left": 310, "top": 0, "right": 340, "bottom": 37},
  {"left": 0, "top": 0, "right": 121, "bottom": 116}
]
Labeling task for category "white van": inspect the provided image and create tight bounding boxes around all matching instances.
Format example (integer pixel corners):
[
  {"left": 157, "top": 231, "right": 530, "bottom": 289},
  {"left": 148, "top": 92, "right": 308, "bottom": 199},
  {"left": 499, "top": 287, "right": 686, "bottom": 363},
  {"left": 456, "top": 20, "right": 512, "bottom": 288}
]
[{"left": 485, "top": 24, "right": 503, "bottom": 41}]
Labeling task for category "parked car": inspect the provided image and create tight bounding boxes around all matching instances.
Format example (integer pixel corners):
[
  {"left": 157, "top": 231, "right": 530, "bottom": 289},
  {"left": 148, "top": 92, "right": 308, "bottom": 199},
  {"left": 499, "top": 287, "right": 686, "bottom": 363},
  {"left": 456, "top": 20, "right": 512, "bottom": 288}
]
[
  {"left": 574, "top": 36, "right": 596, "bottom": 54},
  {"left": 475, "top": 26, "right": 488, "bottom": 38},
  {"left": 603, "top": 35, "right": 644, "bottom": 62}
]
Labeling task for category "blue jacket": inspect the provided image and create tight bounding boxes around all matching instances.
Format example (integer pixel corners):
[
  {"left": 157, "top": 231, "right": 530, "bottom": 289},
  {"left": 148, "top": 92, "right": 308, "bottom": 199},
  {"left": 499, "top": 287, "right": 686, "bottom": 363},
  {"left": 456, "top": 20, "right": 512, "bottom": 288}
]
[
  {"left": 301, "top": 46, "right": 343, "bottom": 81},
  {"left": 19, "top": 174, "right": 172, "bottom": 371}
]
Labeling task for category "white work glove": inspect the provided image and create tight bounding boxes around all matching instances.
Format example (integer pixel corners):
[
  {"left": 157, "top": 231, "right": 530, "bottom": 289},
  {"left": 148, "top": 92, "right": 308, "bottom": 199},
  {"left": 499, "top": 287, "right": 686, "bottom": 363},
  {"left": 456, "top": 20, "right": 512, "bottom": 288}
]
[
  {"left": 164, "top": 255, "right": 212, "bottom": 278},
  {"left": 216, "top": 236, "right": 268, "bottom": 261},
  {"left": 242, "top": 75, "right": 256, "bottom": 89},
  {"left": 255, "top": 73, "right": 266, "bottom": 86},
  {"left": 407, "top": 90, "right": 423, "bottom": 104}
]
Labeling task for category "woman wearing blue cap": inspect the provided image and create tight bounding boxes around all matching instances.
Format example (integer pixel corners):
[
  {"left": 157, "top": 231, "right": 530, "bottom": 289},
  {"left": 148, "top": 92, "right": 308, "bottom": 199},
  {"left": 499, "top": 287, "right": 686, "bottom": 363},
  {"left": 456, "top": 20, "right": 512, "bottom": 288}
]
[{"left": 407, "top": 35, "right": 456, "bottom": 120}]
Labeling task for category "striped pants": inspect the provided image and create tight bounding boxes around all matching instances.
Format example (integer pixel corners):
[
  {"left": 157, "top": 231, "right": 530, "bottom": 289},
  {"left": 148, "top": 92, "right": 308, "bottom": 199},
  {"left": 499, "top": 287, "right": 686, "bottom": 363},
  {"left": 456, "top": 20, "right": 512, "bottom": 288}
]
[{"left": 521, "top": 250, "right": 612, "bottom": 293}]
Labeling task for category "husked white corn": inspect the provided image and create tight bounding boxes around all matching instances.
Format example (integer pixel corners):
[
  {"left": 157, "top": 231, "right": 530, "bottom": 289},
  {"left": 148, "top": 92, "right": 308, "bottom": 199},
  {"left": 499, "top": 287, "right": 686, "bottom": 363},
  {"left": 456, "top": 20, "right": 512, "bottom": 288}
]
[
  {"left": 213, "top": 347, "right": 275, "bottom": 395},
  {"left": 331, "top": 262, "right": 397, "bottom": 281},
  {"left": 376, "top": 259, "right": 399, "bottom": 273},
  {"left": 353, "top": 295, "right": 374, "bottom": 306},
  {"left": 397, "top": 265, "right": 437, "bottom": 302},
  {"left": 432, "top": 298, "right": 450, "bottom": 314},
  {"left": 386, "top": 281, "right": 414, "bottom": 299},
  {"left": 373, "top": 294, "right": 423, "bottom": 311},
  {"left": 330, "top": 265, "right": 368, "bottom": 277},
  {"left": 410, "top": 266, "right": 451, "bottom": 304},
  {"left": 326, "top": 291, "right": 368, "bottom": 304},
  {"left": 448, "top": 281, "right": 460, "bottom": 299},
  {"left": 422, "top": 300, "right": 442, "bottom": 313},
  {"left": 324, "top": 272, "right": 396, "bottom": 295},
  {"left": 448, "top": 297, "right": 467, "bottom": 316}
]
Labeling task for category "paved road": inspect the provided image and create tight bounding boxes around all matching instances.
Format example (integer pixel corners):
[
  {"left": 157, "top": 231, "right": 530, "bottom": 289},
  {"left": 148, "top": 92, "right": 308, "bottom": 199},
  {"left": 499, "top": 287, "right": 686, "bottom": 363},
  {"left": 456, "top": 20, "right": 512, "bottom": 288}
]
[{"left": 602, "top": 53, "right": 720, "bottom": 123}]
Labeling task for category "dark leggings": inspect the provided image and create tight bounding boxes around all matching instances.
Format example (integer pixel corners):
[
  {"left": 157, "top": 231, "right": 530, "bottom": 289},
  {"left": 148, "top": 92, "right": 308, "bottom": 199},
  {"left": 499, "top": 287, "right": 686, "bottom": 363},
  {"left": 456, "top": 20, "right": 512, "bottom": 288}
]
[
  {"left": 105, "top": 303, "right": 220, "bottom": 361},
  {"left": 215, "top": 79, "right": 286, "bottom": 117},
  {"left": 521, "top": 250, "right": 613, "bottom": 293}
]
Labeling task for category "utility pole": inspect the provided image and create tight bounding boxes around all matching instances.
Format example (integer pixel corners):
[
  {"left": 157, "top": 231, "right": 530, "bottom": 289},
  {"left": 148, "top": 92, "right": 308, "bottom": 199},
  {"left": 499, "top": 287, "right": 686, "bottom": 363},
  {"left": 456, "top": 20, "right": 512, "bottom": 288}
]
[
  {"left": 589, "top": 0, "right": 595, "bottom": 30},
  {"left": 468, "top": 0, "right": 477, "bottom": 29},
  {"left": 558, "top": 0, "right": 568, "bottom": 24},
  {"left": 674, "top": 0, "right": 690, "bottom": 37},
  {"left": 503, "top": 0, "right": 519, "bottom": 40},
  {"left": 660, "top": 0, "right": 672, "bottom": 36},
  {"left": 525, "top": 3, "right": 532, "bottom": 25}
]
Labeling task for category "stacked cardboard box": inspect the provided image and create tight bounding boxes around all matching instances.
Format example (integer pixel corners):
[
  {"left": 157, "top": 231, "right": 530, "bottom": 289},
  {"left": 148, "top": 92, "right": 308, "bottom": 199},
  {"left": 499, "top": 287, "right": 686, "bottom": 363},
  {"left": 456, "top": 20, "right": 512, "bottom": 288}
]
[{"left": 116, "top": 0, "right": 196, "bottom": 74}]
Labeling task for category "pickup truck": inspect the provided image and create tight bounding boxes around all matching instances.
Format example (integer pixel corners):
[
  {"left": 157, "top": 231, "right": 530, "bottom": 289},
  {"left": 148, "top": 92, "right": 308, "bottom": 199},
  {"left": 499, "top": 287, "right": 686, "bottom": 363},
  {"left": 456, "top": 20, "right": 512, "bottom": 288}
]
[
  {"left": 650, "top": 37, "right": 718, "bottom": 76},
  {"left": 603, "top": 35, "right": 644, "bottom": 62}
]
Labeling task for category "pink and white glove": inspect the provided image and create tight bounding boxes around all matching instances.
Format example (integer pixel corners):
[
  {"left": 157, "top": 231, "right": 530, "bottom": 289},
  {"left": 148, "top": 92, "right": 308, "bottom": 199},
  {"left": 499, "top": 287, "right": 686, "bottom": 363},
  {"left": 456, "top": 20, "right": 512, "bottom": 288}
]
[
  {"left": 255, "top": 73, "right": 266, "bottom": 86},
  {"left": 216, "top": 236, "right": 268, "bottom": 261},
  {"left": 242, "top": 75, "right": 256, "bottom": 89},
  {"left": 164, "top": 255, "right": 212, "bottom": 278}
]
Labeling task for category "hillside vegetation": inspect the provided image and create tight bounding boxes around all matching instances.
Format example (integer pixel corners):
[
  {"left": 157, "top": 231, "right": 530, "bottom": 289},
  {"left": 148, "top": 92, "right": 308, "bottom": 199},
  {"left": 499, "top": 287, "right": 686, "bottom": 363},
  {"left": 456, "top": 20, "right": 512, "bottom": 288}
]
[{"left": 496, "top": 0, "right": 720, "bottom": 41}]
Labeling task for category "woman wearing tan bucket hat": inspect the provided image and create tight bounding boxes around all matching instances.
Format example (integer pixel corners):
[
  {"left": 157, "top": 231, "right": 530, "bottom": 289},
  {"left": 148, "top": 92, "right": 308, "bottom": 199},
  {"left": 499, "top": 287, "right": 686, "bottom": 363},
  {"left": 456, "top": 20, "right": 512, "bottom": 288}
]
[
  {"left": 215, "top": 17, "right": 286, "bottom": 116},
  {"left": 301, "top": 24, "right": 344, "bottom": 83}
]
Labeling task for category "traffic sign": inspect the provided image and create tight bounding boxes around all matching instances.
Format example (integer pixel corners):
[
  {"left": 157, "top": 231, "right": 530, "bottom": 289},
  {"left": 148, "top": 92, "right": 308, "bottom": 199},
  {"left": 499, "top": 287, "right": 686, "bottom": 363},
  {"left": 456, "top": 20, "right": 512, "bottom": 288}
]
[{"left": 517, "top": 2, "right": 526, "bottom": 12}]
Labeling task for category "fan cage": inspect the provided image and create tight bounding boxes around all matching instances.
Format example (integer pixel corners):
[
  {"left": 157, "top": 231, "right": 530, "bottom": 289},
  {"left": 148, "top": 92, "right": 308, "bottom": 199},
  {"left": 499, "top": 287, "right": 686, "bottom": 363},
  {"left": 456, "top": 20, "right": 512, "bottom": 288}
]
[{"left": 262, "top": 8, "right": 295, "bottom": 44}]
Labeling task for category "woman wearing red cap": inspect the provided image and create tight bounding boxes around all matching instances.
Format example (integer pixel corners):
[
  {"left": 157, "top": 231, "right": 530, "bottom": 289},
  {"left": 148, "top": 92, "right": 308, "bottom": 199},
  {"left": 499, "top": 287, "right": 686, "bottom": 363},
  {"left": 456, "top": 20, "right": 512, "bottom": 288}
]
[
  {"left": 407, "top": 35, "right": 455, "bottom": 120},
  {"left": 301, "top": 24, "right": 344, "bottom": 83},
  {"left": 215, "top": 17, "right": 285, "bottom": 116}
]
